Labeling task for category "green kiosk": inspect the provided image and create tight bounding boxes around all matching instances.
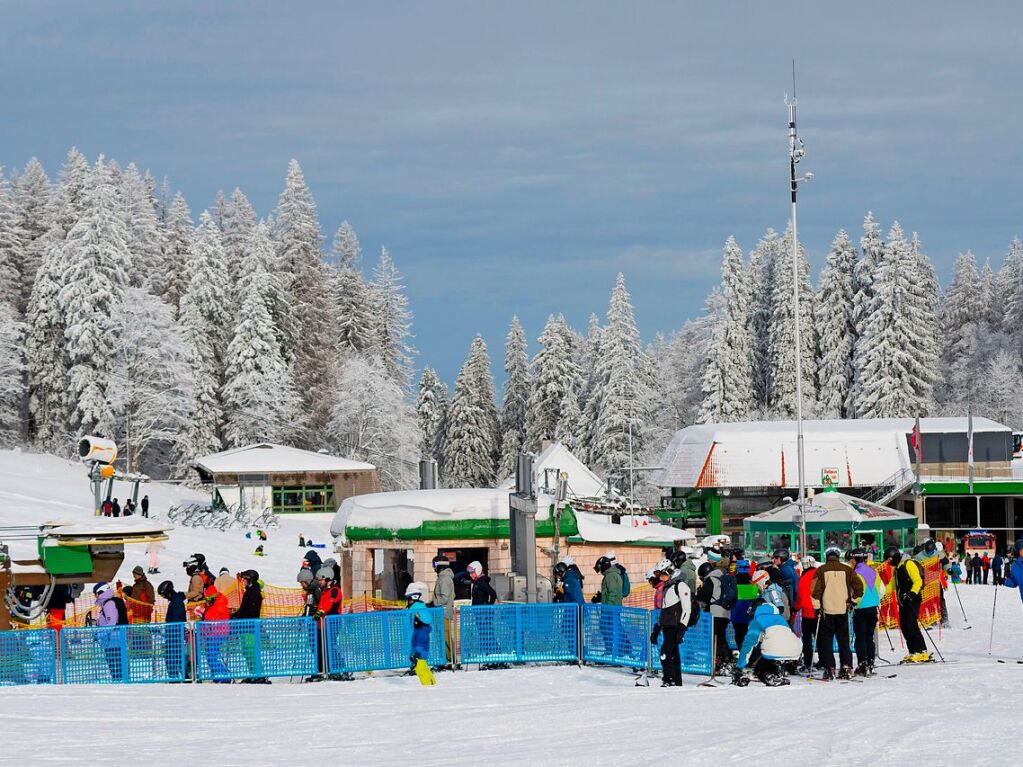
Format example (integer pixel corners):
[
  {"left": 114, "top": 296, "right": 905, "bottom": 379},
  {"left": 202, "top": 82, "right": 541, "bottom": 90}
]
[{"left": 743, "top": 488, "right": 919, "bottom": 561}]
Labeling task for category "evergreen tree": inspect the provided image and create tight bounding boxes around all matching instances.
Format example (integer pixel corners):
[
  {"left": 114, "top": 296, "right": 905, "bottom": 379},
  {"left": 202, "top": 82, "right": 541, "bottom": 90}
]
[
  {"left": 979, "top": 350, "right": 1023, "bottom": 428},
  {"left": 221, "top": 188, "right": 257, "bottom": 297},
  {"left": 849, "top": 212, "right": 884, "bottom": 416},
  {"left": 221, "top": 259, "right": 303, "bottom": 447},
  {"left": 368, "top": 246, "right": 415, "bottom": 388},
  {"left": 1001, "top": 237, "right": 1023, "bottom": 346},
  {"left": 938, "top": 252, "right": 985, "bottom": 412},
  {"left": 120, "top": 163, "right": 163, "bottom": 289},
  {"left": 331, "top": 222, "right": 376, "bottom": 355},
  {"left": 498, "top": 316, "right": 530, "bottom": 477},
  {"left": 980, "top": 258, "right": 1002, "bottom": 332},
  {"left": 238, "top": 221, "right": 293, "bottom": 362},
  {"left": 589, "top": 274, "right": 650, "bottom": 475},
  {"left": 555, "top": 381, "right": 585, "bottom": 455},
  {"left": 13, "top": 158, "right": 53, "bottom": 312},
  {"left": 0, "top": 302, "right": 25, "bottom": 442},
  {"left": 767, "top": 223, "right": 817, "bottom": 417},
  {"left": 908, "top": 233, "right": 941, "bottom": 413},
  {"left": 416, "top": 367, "right": 446, "bottom": 462},
  {"left": 748, "top": 229, "right": 782, "bottom": 412},
  {"left": 525, "top": 315, "right": 575, "bottom": 451},
  {"left": 155, "top": 192, "right": 193, "bottom": 311},
  {"left": 0, "top": 171, "right": 25, "bottom": 310},
  {"left": 815, "top": 230, "right": 857, "bottom": 418},
  {"left": 273, "top": 159, "right": 337, "bottom": 442},
  {"left": 51, "top": 148, "right": 91, "bottom": 238},
  {"left": 179, "top": 211, "right": 231, "bottom": 456},
  {"left": 443, "top": 336, "right": 499, "bottom": 487},
  {"left": 57, "top": 158, "right": 130, "bottom": 435},
  {"left": 699, "top": 237, "right": 755, "bottom": 422}
]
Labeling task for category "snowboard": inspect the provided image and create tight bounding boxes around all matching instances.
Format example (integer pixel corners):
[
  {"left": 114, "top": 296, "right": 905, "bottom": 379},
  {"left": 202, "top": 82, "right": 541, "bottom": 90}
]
[{"left": 414, "top": 659, "right": 437, "bottom": 686}]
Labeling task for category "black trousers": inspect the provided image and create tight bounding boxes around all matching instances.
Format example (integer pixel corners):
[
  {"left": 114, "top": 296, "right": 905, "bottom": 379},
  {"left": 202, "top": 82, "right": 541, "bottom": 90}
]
[
  {"left": 659, "top": 625, "right": 685, "bottom": 685},
  {"left": 732, "top": 622, "right": 749, "bottom": 651},
  {"left": 800, "top": 616, "right": 818, "bottom": 667},
  {"left": 983, "top": 568, "right": 990, "bottom": 584},
  {"left": 712, "top": 617, "right": 731, "bottom": 666},
  {"left": 816, "top": 613, "right": 852, "bottom": 671},
  {"left": 852, "top": 607, "right": 877, "bottom": 666},
  {"left": 898, "top": 597, "right": 927, "bottom": 654}
]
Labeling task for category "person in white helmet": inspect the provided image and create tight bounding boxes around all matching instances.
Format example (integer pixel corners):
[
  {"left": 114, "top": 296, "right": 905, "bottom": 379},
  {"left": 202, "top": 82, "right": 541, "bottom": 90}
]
[{"left": 649, "top": 558, "right": 692, "bottom": 687}]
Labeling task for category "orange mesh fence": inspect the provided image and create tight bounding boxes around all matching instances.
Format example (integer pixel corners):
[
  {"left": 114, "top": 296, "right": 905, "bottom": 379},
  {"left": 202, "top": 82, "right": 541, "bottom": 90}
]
[{"left": 873, "top": 554, "right": 943, "bottom": 631}]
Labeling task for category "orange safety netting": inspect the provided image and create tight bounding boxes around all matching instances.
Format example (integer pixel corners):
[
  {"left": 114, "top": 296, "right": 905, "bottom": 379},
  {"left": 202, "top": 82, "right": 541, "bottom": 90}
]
[{"left": 873, "top": 554, "right": 944, "bottom": 631}]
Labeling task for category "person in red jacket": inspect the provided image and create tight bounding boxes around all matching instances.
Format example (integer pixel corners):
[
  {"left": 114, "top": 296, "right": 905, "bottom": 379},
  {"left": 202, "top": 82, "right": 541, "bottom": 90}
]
[
  {"left": 311, "top": 565, "right": 344, "bottom": 680},
  {"left": 197, "top": 583, "right": 231, "bottom": 681},
  {"left": 792, "top": 556, "right": 819, "bottom": 673}
]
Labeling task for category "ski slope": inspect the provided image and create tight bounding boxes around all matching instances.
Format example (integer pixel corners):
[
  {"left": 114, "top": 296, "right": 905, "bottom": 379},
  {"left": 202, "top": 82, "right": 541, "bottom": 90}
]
[{"left": 0, "top": 449, "right": 334, "bottom": 588}]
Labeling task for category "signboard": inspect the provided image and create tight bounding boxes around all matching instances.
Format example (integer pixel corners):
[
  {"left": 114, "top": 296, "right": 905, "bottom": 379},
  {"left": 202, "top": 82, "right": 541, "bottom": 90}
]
[{"left": 821, "top": 467, "right": 839, "bottom": 487}]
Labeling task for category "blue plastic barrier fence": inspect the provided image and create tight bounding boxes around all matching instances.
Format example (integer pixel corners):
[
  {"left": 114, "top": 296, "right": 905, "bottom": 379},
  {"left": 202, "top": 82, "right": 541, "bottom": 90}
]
[
  {"left": 195, "top": 617, "right": 317, "bottom": 681},
  {"left": 460, "top": 604, "right": 579, "bottom": 665},
  {"left": 649, "top": 610, "right": 714, "bottom": 676},
  {"left": 581, "top": 605, "right": 648, "bottom": 668},
  {"left": 325, "top": 607, "right": 446, "bottom": 674},
  {"left": 61, "top": 624, "right": 188, "bottom": 684},
  {"left": 0, "top": 628, "right": 57, "bottom": 685}
]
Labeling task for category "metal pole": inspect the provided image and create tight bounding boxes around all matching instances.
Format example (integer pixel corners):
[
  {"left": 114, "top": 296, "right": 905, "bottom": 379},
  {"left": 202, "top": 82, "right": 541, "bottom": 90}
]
[{"left": 988, "top": 584, "right": 999, "bottom": 655}]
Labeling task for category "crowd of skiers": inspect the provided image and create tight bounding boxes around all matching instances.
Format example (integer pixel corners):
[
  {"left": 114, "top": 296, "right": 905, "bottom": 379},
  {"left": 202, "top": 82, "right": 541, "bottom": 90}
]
[
  {"left": 99, "top": 495, "right": 150, "bottom": 518},
  {"left": 950, "top": 551, "right": 1006, "bottom": 585}
]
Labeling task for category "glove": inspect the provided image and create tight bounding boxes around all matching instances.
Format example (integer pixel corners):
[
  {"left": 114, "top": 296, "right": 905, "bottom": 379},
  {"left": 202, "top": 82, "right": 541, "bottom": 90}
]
[
  {"left": 413, "top": 615, "right": 425, "bottom": 628},
  {"left": 732, "top": 666, "right": 750, "bottom": 687},
  {"left": 313, "top": 609, "right": 324, "bottom": 619},
  {"left": 649, "top": 626, "right": 661, "bottom": 645},
  {"left": 590, "top": 594, "right": 602, "bottom": 603},
  {"left": 205, "top": 595, "right": 216, "bottom": 606}
]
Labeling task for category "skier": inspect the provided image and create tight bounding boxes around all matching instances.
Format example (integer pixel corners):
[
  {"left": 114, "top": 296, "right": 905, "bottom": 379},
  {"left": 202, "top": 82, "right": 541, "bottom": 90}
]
[
  {"left": 94, "top": 583, "right": 128, "bottom": 681},
  {"left": 184, "top": 553, "right": 212, "bottom": 605},
  {"left": 810, "top": 546, "right": 863, "bottom": 680},
  {"left": 649, "top": 558, "right": 691, "bottom": 687},
  {"left": 849, "top": 548, "right": 882, "bottom": 676},
  {"left": 405, "top": 582, "right": 436, "bottom": 684},
  {"left": 197, "top": 581, "right": 231, "bottom": 681},
  {"left": 232, "top": 570, "right": 267, "bottom": 683},
  {"left": 695, "top": 552, "right": 737, "bottom": 673},
  {"left": 146, "top": 539, "right": 164, "bottom": 574},
  {"left": 884, "top": 546, "right": 929, "bottom": 662},
  {"left": 670, "top": 549, "right": 697, "bottom": 592},
  {"left": 772, "top": 548, "right": 798, "bottom": 608},
  {"left": 731, "top": 603, "right": 802, "bottom": 687},
  {"left": 592, "top": 555, "right": 623, "bottom": 606},
  {"left": 553, "top": 556, "right": 585, "bottom": 606},
  {"left": 751, "top": 568, "right": 790, "bottom": 621},
  {"left": 130, "top": 565, "right": 155, "bottom": 624},
  {"left": 793, "top": 556, "right": 818, "bottom": 672},
  {"left": 731, "top": 558, "right": 756, "bottom": 649},
  {"left": 431, "top": 555, "right": 457, "bottom": 667},
  {"left": 141, "top": 494, "right": 149, "bottom": 518},
  {"left": 157, "top": 580, "right": 187, "bottom": 680},
  {"left": 993, "top": 552, "right": 1005, "bottom": 586},
  {"left": 1001, "top": 539, "right": 1023, "bottom": 603},
  {"left": 971, "top": 553, "right": 982, "bottom": 585},
  {"left": 982, "top": 553, "right": 992, "bottom": 585},
  {"left": 112, "top": 498, "right": 121, "bottom": 517},
  {"left": 468, "top": 561, "right": 500, "bottom": 663}
]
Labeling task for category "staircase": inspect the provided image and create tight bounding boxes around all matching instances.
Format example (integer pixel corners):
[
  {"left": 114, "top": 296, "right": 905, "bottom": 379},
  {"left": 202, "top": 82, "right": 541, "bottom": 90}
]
[{"left": 862, "top": 467, "right": 916, "bottom": 506}]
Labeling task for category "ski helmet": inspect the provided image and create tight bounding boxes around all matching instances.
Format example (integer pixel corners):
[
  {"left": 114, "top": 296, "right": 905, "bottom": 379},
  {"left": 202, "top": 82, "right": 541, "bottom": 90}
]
[
  {"left": 432, "top": 555, "right": 450, "bottom": 571},
  {"left": 824, "top": 546, "right": 842, "bottom": 560},
  {"left": 297, "top": 567, "right": 314, "bottom": 585},
  {"left": 751, "top": 570, "right": 770, "bottom": 590},
  {"left": 885, "top": 545, "right": 902, "bottom": 565},
  {"left": 241, "top": 570, "right": 259, "bottom": 584},
  {"left": 93, "top": 582, "right": 110, "bottom": 595},
  {"left": 554, "top": 561, "right": 568, "bottom": 577},
  {"left": 669, "top": 550, "right": 688, "bottom": 567},
  {"left": 801, "top": 556, "right": 818, "bottom": 570},
  {"left": 697, "top": 562, "right": 713, "bottom": 579},
  {"left": 923, "top": 539, "right": 937, "bottom": 555},
  {"left": 594, "top": 556, "right": 611, "bottom": 574},
  {"left": 156, "top": 580, "right": 175, "bottom": 600},
  {"left": 404, "top": 582, "right": 427, "bottom": 601},
  {"left": 315, "top": 565, "right": 334, "bottom": 582},
  {"left": 773, "top": 548, "right": 790, "bottom": 561},
  {"left": 706, "top": 548, "right": 723, "bottom": 564},
  {"left": 849, "top": 548, "right": 868, "bottom": 562},
  {"left": 467, "top": 561, "right": 484, "bottom": 576},
  {"left": 654, "top": 558, "right": 674, "bottom": 576}
]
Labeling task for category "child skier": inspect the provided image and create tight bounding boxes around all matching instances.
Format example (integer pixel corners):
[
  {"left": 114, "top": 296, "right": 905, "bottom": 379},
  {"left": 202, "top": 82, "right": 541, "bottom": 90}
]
[
  {"left": 732, "top": 603, "right": 802, "bottom": 687},
  {"left": 405, "top": 582, "right": 436, "bottom": 685}
]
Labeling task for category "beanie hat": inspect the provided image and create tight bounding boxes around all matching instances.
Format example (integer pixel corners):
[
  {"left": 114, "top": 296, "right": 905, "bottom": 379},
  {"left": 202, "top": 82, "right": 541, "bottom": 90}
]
[
  {"left": 132, "top": 565, "right": 144, "bottom": 576},
  {"left": 560, "top": 555, "right": 575, "bottom": 567},
  {"left": 220, "top": 567, "right": 230, "bottom": 575},
  {"left": 604, "top": 550, "right": 617, "bottom": 562},
  {"left": 706, "top": 548, "right": 723, "bottom": 564}
]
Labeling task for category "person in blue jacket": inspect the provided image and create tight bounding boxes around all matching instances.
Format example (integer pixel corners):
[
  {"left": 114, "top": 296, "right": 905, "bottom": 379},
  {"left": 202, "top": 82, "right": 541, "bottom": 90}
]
[
  {"left": 773, "top": 548, "right": 798, "bottom": 612},
  {"left": 405, "top": 582, "right": 432, "bottom": 668},
  {"left": 1003, "top": 540, "right": 1023, "bottom": 604},
  {"left": 158, "top": 580, "right": 188, "bottom": 680},
  {"left": 732, "top": 603, "right": 802, "bottom": 687},
  {"left": 554, "top": 556, "right": 585, "bottom": 605}
]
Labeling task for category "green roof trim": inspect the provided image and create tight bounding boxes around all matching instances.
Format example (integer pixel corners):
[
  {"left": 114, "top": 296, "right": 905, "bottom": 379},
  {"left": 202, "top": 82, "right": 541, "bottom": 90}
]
[
  {"left": 921, "top": 481, "right": 1023, "bottom": 496},
  {"left": 345, "top": 504, "right": 580, "bottom": 542}
]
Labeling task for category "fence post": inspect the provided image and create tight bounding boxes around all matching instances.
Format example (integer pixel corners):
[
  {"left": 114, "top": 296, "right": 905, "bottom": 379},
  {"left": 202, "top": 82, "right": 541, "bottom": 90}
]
[
  {"left": 515, "top": 606, "right": 523, "bottom": 663},
  {"left": 189, "top": 624, "right": 198, "bottom": 683},
  {"left": 576, "top": 604, "right": 583, "bottom": 666},
  {"left": 55, "top": 629, "right": 63, "bottom": 685},
  {"left": 255, "top": 618, "right": 263, "bottom": 679}
]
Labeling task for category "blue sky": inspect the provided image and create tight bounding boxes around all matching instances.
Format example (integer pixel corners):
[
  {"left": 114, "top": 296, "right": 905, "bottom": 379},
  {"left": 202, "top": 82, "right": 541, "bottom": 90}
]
[{"left": 4, "top": 3, "right": 1022, "bottom": 387}]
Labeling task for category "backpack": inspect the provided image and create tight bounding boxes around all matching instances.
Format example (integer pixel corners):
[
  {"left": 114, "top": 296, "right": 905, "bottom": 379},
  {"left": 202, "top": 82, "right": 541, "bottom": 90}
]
[
  {"left": 687, "top": 591, "right": 702, "bottom": 628},
  {"left": 112, "top": 596, "right": 130, "bottom": 626},
  {"left": 615, "top": 563, "right": 631, "bottom": 598},
  {"left": 714, "top": 572, "right": 738, "bottom": 610}
]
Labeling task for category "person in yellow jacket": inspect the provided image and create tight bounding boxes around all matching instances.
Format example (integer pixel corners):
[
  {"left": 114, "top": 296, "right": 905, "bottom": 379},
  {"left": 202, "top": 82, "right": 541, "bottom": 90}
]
[{"left": 883, "top": 545, "right": 929, "bottom": 662}]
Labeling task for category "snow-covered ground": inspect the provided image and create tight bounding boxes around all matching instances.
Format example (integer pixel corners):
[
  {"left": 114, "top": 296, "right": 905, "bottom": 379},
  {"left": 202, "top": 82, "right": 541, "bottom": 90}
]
[
  {"left": 1, "top": 448, "right": 1020, "bottom": 765},
  {"left": 0, "top": 449, "right": 335, "bottom": 587}
]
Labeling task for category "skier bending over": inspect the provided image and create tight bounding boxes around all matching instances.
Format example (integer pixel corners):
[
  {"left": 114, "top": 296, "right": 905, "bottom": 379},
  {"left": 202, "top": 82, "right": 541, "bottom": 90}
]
[{"left": 732, "top": 603, "right": 802, "bottom": 687}]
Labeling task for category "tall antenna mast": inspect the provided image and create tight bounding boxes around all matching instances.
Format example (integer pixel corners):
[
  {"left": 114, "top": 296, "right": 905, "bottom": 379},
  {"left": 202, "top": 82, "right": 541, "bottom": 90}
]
[{"left": 785, "top": 61, "right": 813, "bottom": 559}]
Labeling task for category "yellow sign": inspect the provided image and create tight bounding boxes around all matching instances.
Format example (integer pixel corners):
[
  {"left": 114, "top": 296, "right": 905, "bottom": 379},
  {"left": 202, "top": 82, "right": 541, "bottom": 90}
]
[{"left": 821, "top": 467, "right": 839, "bottom": 487}]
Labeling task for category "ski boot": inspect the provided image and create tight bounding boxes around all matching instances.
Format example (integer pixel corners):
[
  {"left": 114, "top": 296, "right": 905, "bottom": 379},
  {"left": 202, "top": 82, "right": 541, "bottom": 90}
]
[
  {"left": 731, "top": 667, "right": 751, "bottom": 687},
  {"left": 838, "top": 666, "right": 854, "bottom": 681},
  {"left": 903, "top": 651, "right": 931, "bottom": 663},
  {"left": 821, "top": 667, "right": 836, "bottom": 681},
  {"left": 760, "top": 672, "right": 790, "bottom": 687},
  {"left": 854, "top": 662, "right": 874, "bottom": 678}
]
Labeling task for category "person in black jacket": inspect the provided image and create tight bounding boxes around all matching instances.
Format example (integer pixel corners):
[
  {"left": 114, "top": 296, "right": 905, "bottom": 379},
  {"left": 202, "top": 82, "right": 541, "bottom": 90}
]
[
  {"left": 232, "top": 570, "right": 268, "bottom": 682},
  {"left": 157, "top": 581, "right": 188, "bottom": 680},
  {"left": 467, "top": 561, "right": 500, "bottom": 664},
  {"left": 468, "top": 561, "right": 497, "bottom": 605}
]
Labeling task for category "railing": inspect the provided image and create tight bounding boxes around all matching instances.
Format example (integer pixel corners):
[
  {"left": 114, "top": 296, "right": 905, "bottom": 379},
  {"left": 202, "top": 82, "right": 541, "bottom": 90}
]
[
  {"left": 325, "top": 608, "right": 447, "bottom": 674},
  {"left": 862, "top": 467, "right": 915, "bottom": 505},
  {"left": 459, "top": 604, "right": 579, "bottom": 665}
]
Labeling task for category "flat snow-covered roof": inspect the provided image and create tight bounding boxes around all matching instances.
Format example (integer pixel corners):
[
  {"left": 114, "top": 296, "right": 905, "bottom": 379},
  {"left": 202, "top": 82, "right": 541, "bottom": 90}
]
[
  {"left": 193, "top": 443, "right": 375, "bottom": 476},
  {"left": 655, "top": 417, "right": 1009, "bottom": 490}
]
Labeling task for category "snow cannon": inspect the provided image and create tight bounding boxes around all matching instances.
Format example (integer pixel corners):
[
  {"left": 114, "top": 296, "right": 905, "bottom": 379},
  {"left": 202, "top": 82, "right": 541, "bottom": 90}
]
[{"left": 78, "top": 436, "right": 118, "bottom": 466}]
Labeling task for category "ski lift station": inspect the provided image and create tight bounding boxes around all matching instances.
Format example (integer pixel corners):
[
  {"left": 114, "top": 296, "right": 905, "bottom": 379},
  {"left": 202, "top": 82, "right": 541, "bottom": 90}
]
[
  {"left": 330, "top": 443, "right": 693, "bottom": 602},
  {"left": 192, "top": 443, "right": 379, "bottom": 514},
  {"left": 655, "top": 416, "right": 1023, "bottom": 554}
]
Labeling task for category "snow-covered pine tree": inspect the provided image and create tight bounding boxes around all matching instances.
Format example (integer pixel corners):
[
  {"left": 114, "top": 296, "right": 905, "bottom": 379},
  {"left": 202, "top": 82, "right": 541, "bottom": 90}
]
[
  {"left": 331, "top": 354, "right": 419, "bottom": 491},
  {"left": 221, "top": 188, "right": 257, "bottom": 299},
  {"left": 12, "top": 158, "right": 53, "bottom": 312},
  {"left": 120, "top": 163, "right": 163, "bottom": 290},
  {"left": 856, "top": 222, "right": 933, "bottom": 418},
  {"left": 747, "top": 228, "right": 781, "bottom": 413},
  {"left": 555, "top": 381, "right": 584, "bottom": 454},
  {"left": 767, "top": 223, "right": 817, "bottom": 418},
  {"left": 938, "top": 251, "right": 985, "bottom": 412},
  {"left": 907, "top": 233, "right": 941, "bottom": 415},
  {"left": 699, "top": 236, "right": 755, "bottom": 423},
  {"left": 1001, "top": 238, "right": 1023, "bottom": 348},
  {"left": 980, "top": 258, "right": 1003, "bottom": 333},
  {"left": 221, "top": 257, "right": 303, "bottom": 448},
  {"left": 589, "top": 273, "right": 651, "bottom": 476},
  {"left": 51, "top": 148, "right": 91, "bottom": 238},
  {"left": 57, "top": 157, "right": 131, "bottom": 436},
  {"left": 525, "top": 315, "right": 575, "bottom": 452},
  {"left": 155, "top": 192, "right": 193, "bottom": 311},
  {"left": 443, "top": 336, "right": 499, "bottom": 487},
  {"left": 498, "top": 316, "right": 530, "bottom": 477},
  {"left": 367, "top": 246, "right": 415, "bottom": 388},
  {"left": 848, "top": 212, "right": 885, "bottom": 416},
  {"left": 577, "top": 313, "right": 603, "bottom": 457},
  {"left": 0, "top": 302, "right": 25, "bottom": 442},
  {"left": 108, "top": 288, "right": 190, "bottom": 472},
  {"left": 179, "top": 211, "right": 232, "bottom": 457},
  {"left": 0, "top": 171, "right": 25, "bottom": 310},
  {"left": 416, "top": 367, "right": 446, "bottom": 463},
  {"left": 273, "top": 159, "right": 337, "bottom": 442},
  {"left": 238, "top": 220, "right": 293, "bottom": 362},
  {"left": 331, "top": 222, "right": 377, "bottom": 355},
  {"left": 815, "top": 230, "right": 857, "bottom": 418},
  {"left": 979, "top": 349, "right": 1023, "bottom": 428}
]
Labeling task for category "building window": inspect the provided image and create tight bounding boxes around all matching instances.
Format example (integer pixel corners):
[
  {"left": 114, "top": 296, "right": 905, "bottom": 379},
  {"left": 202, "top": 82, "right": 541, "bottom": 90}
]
[{"left": 273, "top": 485, "right": 336, "bottom": 513}]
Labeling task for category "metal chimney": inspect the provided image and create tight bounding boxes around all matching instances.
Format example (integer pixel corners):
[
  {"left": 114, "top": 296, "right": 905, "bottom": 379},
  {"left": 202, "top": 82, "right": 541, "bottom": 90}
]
[{"left": 419, "top": 459, "right": 438, "bottom": 490}]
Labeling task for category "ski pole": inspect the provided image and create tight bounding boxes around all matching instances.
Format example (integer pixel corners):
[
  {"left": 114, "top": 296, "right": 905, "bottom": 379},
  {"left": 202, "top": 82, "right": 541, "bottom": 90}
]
[
  {"left": 951, "top": 579, "right": 969, "bottom": 625},
  {"left": 988, "top": 585, "right": 999, "bottom": 655},
  {"left": 920, "top": 622, "right": 945, "bottom": 662}
]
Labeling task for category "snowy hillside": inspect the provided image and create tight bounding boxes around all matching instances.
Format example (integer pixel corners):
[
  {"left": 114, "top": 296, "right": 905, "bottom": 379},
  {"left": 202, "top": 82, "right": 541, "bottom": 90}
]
[{"left": 0, "top": 449, "right": 333, "bottom": 587}]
